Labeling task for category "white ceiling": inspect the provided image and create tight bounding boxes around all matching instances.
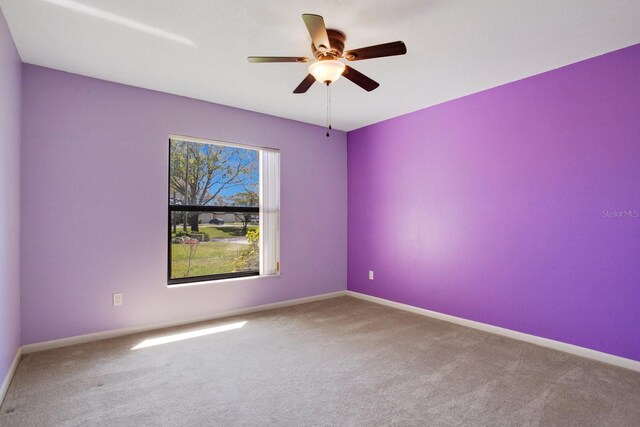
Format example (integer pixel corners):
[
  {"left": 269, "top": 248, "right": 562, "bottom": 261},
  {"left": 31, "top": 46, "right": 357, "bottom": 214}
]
[{"left": 2, "top": 0, "right": 639, "bottom": 131}]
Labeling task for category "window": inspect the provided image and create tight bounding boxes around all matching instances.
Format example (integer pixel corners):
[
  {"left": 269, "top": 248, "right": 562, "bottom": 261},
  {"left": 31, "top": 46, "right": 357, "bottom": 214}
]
[{"left": 168, "top": 135, "right": 279, "bottom": 285}]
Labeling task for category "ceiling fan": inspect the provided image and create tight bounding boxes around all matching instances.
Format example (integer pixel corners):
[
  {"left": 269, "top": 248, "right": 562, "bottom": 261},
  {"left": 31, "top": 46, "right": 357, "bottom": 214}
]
[{"left": 247, "top": 14, "right": 407, "bottom": 93}]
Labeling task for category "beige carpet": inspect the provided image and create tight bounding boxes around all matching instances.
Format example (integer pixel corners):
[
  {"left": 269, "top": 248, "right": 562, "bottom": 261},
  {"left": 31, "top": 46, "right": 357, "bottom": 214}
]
[{"left": 1, "top": 296, "right": 639, "bottom": 426}]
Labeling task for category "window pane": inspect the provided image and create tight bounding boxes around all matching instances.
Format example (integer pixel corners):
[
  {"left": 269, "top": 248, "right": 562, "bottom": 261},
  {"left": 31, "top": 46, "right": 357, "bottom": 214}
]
[
  {"left": 169, "top": 139, "right": 258, "bottom": 207},
  {"left": 169, "top": 211, "right": 260, "bottom": 279}
]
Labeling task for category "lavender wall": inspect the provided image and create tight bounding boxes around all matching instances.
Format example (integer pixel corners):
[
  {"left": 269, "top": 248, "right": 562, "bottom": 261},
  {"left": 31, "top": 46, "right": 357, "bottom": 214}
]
[
  {"left": 21, "top": 65, "right": 347, "bottom": 345},
  {"left": 348, "top": 44, "right": 640, "bottom": 361},
  {"left": 0, "top": 8, "right": 21, "bottom": 380}
]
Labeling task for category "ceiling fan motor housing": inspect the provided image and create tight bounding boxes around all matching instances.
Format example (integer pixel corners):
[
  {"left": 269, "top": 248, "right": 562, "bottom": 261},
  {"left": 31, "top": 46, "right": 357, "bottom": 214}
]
[{"left": 312, "top": 29, "right": 346, "bottom": 60}]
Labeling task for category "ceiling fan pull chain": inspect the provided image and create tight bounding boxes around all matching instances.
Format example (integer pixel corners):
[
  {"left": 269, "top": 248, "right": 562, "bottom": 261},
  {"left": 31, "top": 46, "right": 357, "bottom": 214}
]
[{"left": 326, "top": 81, "right": 331, "bottom": 138}]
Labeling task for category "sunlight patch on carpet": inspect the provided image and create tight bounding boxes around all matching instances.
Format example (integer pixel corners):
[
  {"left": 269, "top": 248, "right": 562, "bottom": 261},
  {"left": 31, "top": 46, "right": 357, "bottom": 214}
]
[{"left": 131, "top": 321, "right": 247, "bottom": 350}]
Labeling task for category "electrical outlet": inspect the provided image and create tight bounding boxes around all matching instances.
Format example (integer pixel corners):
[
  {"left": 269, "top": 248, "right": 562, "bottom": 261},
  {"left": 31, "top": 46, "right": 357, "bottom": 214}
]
[
  {"left": 112, "top": 293, "right": 123, "bottom": 307},
  {"left": 368, "top": 270, "right": 374, "bottom": 280}
]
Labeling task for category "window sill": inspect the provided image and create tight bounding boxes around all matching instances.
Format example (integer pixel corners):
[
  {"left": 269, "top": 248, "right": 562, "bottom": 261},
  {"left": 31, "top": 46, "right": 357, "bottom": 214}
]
[{"left": 167, "top": 272, "right": 280, "bottom": 288}]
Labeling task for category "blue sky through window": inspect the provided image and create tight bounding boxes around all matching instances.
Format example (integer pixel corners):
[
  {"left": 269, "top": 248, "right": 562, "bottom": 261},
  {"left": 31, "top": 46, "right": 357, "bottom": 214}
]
[{"left": 169, "top": 139, "right": 259, "bottom": 207}]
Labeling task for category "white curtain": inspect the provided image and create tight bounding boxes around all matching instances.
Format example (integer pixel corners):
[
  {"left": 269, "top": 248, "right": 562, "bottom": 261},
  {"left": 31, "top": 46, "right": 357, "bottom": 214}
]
[{"left": 259, "top": 149, "right": 280, "bottom": 275}]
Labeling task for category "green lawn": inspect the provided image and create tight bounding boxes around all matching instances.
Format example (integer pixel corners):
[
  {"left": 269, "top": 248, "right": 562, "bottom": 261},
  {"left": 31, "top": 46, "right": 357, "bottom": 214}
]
[
  {"left": 171, "top": 241, "right": 250, "bottom": 278},
  {"left": 170, "top": 224, "right": 259, "bottom": 278}
]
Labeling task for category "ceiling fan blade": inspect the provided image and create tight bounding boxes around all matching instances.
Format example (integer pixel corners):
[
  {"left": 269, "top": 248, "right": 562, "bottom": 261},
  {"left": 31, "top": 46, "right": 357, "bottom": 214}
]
[
  {"left": 344, "top": 41, "right": 407, "bottom": 61},
  {"left": 293, "top": 74, "right": 316, "bottom": 94},
  {"left": 342, "top": 66, "right": 380, "bottom": 92},
  {"left": 248, "top": 56, "right": 310, "bottom": 63},
  {"left": 302, "top": 14, "right": 331, "bottom": 51}
]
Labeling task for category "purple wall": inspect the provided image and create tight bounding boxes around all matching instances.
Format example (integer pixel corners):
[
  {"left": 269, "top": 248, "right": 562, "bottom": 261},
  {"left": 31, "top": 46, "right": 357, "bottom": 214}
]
[
  {"left": 21, "top": 65, "right": 347, "bottom": 345},
  {"left": 348, "top": 44, "right": 640, "bottom": 361},
  {"left": 0, "top": 8, "right": 21, "bottom": 381}
]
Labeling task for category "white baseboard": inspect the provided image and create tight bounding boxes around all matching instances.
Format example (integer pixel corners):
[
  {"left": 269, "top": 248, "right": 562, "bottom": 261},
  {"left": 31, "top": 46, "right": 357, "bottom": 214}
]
[
  {"left": 22, "top": 290, "right": 347, "bottom": 354},
  {"left": 347, "top": 291, "right": 640, "bottom": 372},
  {"left": 0, "top": 347, "right": 22, "bottom": 406},
  {"left": 20, "top": 289, "right": 636, "bottom": 373}
]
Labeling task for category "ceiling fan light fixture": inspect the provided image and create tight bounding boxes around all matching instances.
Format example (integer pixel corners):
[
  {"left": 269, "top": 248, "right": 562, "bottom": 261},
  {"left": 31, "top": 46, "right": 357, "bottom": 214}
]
[{"left": 309, "top": 60, "right": 345, "bottom": 84}]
